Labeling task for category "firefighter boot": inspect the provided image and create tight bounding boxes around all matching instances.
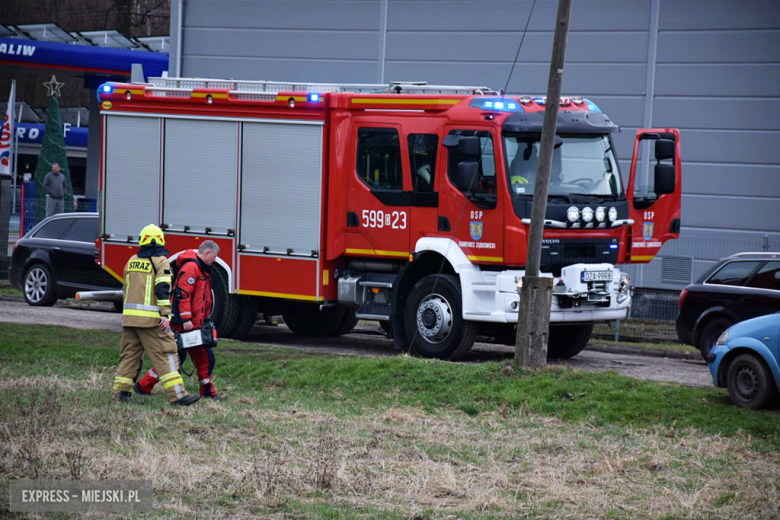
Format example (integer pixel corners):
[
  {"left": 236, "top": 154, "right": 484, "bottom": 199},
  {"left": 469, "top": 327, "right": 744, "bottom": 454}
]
[
  {"left": 117, "top": 391, "right": 132, "bottom": 403},
  {"left": 171, "top": 395, "right": 200, "bottom": 406},
  {"left": 190, "top": 347, "right": 220, "bottom": 398}
]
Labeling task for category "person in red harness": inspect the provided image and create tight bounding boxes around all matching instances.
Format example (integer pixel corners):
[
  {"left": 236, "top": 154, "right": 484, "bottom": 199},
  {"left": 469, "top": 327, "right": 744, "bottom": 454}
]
[{"left": 134, "top": 240, "right": 223, "bottom": 398}]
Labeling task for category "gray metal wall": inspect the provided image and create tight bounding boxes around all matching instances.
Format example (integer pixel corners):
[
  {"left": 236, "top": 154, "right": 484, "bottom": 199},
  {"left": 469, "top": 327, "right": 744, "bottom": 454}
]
[{"left": 172, "top": 0, "right": 780, "bottom": 290}]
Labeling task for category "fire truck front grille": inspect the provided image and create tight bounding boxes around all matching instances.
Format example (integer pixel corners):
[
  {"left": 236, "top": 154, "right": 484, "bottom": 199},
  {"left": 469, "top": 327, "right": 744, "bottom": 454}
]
[{"left": 540, "top": 239, "right": 619, "bottom": 275}]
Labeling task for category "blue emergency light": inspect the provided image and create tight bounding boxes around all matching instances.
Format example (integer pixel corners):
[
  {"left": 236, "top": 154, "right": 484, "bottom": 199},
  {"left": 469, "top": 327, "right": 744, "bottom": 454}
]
[
  {"left": 584, "top": 99, "right": 602, "bottom": 113},
  {"left": 469, "top": 97, "right": 523, "bottom": 112},
  {"left": 307, "top": 93, "right": 320, "bottom": 102},
  {"left": 101, "top": 84, "right": 113, "bottom": 94},
  {"left": 609, "top": 244, "right": 619, "bottom": 249}
]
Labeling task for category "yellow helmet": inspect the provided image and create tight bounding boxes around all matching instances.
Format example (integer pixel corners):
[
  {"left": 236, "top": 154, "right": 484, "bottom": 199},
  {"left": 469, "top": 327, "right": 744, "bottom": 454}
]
[{"left": 139, "top": 224, "right": 165, "bottom": 247}]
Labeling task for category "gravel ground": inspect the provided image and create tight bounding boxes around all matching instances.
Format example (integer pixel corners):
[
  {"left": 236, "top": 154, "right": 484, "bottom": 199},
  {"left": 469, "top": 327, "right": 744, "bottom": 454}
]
[{"left": 0, "top": 298, "right": 711, "bottom": 387}]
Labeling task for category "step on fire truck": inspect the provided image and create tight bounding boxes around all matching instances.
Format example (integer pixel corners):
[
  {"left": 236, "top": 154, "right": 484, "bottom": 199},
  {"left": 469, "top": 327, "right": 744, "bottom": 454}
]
[{"left": 96, "top": 77, "right": 681, "bottom": 360}]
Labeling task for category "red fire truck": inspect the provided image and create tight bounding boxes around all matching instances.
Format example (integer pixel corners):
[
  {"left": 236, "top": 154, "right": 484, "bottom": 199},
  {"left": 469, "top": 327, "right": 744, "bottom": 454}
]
[{"left": 95, "top": 77, "right": 681, "bottom": 360}]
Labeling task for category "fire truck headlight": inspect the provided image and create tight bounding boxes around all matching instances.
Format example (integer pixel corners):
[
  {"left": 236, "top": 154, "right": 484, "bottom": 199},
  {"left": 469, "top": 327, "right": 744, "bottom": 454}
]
[
  {"left": 608, "top": 206, "right": 618, "bottom": 222},
  {"left": 617, "top": 272, "right": 631, "bottom": 303},
  {"left": 595, "top": 206, "right": 606, "bottom": 222},
  {"left": 566, "top": 206, "right": 580, "bottom": 223},
  {"left": 581, "top": 206, "right": 594, "bottom": 223}
]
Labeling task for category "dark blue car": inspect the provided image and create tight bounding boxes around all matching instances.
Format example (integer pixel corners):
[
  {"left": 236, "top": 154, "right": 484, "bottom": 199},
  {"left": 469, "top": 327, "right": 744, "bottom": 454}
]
[{"left": 707, "top": 313, "right": 780, "bottom": 409}]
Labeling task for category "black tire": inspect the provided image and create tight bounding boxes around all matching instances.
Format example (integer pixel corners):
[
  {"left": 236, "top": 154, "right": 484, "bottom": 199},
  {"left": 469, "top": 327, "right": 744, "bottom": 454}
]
[
  {"left": 232, "top": 296, "right": 260, "bottom": 340},
  {"left": 697, "top": 317, "right": 732, "bottom": 358},
  {"left": 210, "top": 267, "right": 241, "bottom": 338},
  {"left": 726, "top": 354, "right": 779, "bottom": 409},
  {"left": 403, "top": 274, "right": 477, "bottom": 360},
  {"left": 23, "top": 264, "right": 57, "bottom": 307},
  {"left": 547, "top": 324, "right": 593, "bottom": 359},
  {"left": 283, "top": 303, "right": 344, "bottom": 337},
  {"left": 330, "top": 307, "right": 358, "bottom": 336}
]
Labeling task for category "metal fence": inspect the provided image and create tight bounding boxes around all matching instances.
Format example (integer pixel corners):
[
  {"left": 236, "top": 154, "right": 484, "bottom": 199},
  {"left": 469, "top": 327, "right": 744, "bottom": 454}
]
[{"left": 0, "top": 183, "right": 99, "bottom": 280}]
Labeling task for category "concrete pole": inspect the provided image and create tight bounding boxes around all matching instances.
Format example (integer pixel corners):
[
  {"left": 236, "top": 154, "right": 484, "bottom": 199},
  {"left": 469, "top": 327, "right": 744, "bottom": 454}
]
[{"left": 515, "top": 0, "right": 573, "bottom": 368}]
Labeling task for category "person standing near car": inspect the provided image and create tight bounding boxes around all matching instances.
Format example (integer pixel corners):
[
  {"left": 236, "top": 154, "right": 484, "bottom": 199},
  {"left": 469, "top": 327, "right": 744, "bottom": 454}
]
[
  {"left": 135, "top": 240, "right": 224, "bottom": 399},
  {"left": 113, "top": 224, "right": 199, "bottom": 406},
  {"left": 42, "top": 162, "right": 68, "bottom": 216}
]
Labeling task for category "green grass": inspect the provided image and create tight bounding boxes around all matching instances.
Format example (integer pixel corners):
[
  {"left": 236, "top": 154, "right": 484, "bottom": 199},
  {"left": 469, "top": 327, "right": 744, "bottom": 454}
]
[
  {"left": 0, "top": 281, "right": 21, "bottom": 298},
  {"left": 0, "top": 323, "right": 776, "bottom": 443},
  {"left": 3, "top": 323, "right": 780, "bottom": 518}
]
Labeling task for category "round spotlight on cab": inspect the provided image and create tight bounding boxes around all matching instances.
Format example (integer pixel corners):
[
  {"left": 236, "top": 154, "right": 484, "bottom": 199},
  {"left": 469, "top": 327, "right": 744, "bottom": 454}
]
[
  {"left": 595, "top": 206, "right": 606, "bottom": 223},
  {"left": 288, "top": 98, "right": 296, "bottom": 108},
  {"left": 206, "top": 94, "right": 213, "bottom": 104},
  {"left": 608, "top": 206, "right": 618, "bottom": 223},
  {"left": 125, "top": 91, "right": 132, "bottom": 100},
  {"left": 581, "top": 206, "right": 594, "bottom": 223},
  {"left": 566, "top": 206, "right": 580, "bottom": 223}
]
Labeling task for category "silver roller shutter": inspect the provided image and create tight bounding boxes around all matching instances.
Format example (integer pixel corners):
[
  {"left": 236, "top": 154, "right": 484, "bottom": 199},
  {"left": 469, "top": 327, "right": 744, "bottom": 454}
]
[
  {"left": 163, "top": 119, "right": 237, "bottom": 234},
  {"left": 241, "top": 122, "right": 323, "bottom": 255},
  {"left": 104, "top": 115, "right": 161, "bottom": 242}
]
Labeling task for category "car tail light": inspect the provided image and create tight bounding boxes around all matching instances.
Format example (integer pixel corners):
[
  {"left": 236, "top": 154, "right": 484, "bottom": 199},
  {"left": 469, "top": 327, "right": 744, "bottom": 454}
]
[{"left": 679, "top": 288, "right": 689, "bottom": 309}]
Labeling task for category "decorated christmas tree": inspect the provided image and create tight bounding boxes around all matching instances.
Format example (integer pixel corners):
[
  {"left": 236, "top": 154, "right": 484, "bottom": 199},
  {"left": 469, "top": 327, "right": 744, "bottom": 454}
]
[{"left": 34, "top": 76, "right": 73, "bottom": 208}]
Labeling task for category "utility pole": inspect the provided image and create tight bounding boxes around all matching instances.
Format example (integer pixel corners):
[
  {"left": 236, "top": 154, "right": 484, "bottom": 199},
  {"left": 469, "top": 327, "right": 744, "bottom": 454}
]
[{"left": 515, "top": 0, "right": 573, "bottom": 368}]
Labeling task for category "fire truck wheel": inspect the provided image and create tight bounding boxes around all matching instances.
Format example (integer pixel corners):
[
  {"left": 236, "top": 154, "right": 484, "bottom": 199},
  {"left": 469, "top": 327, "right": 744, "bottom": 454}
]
[
  {"left": 283, "top": 303, "right": 344, "bottom": 337},
  {"left": 404, "top": 274, "right": 477, "bottom": 361},
  {"left": 232, "top": 296, "right": 260, "bottom": 339},
  {"left": 330, "top": 307, "right": 358, "bottom": 336},
  {"left": 210, "top": 267, "right": 241, "bottom": 338},
  {"left": 546, "top": 324, "right": 593, "bottom": 359}
]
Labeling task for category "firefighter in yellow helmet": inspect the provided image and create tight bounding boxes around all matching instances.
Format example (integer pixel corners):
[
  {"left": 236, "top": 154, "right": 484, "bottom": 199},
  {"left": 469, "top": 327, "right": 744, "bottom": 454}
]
[{"left": 113, "top": 224, "right": 199, "bottom": 406}]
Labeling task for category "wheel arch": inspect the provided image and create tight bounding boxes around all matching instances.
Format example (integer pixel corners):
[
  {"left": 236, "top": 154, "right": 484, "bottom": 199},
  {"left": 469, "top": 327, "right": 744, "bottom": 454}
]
[
  {"left": 169, "top": 249, "right": 233, "bottom": 291},
  {"left": 692, "top": 307, "right": 735, "bottom": 347},
  {"left": 717, "top": 345, "right": 780, "bottom": 392}
]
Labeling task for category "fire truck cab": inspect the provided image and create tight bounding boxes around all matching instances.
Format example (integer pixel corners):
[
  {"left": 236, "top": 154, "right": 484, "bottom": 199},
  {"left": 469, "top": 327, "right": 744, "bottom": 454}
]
[{"left": 97, "top": 77, "right": 681, "bottom": 360}]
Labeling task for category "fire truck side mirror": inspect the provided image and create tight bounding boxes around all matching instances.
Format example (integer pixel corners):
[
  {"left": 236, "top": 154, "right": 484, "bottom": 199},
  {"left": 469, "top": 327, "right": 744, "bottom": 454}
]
[
  {"left": 457, "top": 136, "right": 481, "bottom": 156},
  {"left": 654, "top": 163, "right": 675, "bottom": 195},
  {"left": 455, "top": 162, "right": 479, "bottom": 192},
  {"left": 655, "top": 138, "right": 675, "bottom": 162},
  {"left": 443, "top": 134, "right": 461, "bottom": 148}
]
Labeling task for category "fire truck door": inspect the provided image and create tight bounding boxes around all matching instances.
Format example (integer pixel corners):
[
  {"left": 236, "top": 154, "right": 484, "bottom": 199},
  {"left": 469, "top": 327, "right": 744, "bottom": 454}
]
[
  {"left": 625, "top": 129, "right": 682, "bottom": 263},
  {"left": 346, "top": 125, "right": 411, "bottom": 259},
  {"left": 439, "top": 129, "right": 504, "bottom": 264}
]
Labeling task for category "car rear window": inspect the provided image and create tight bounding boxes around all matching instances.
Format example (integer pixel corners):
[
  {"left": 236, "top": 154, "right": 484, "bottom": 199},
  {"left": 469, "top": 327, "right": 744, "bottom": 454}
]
[
  {"left": 34, "top": 218, "right": 75, "bottom": 240},
  {"left": 747, "top": 261, "right": 780, "bottom": 291},
  {"left": 707, "top": 261, "right": 761, "bottom": 286},
  {"left": 63, "top": 218, "right": 98, "bottom": 243}
]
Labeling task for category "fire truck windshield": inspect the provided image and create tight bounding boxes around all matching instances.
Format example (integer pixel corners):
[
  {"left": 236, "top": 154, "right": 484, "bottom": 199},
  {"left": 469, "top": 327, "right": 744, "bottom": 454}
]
[{"left": 504, "top": 134, "right": 623, "bottom": 199}]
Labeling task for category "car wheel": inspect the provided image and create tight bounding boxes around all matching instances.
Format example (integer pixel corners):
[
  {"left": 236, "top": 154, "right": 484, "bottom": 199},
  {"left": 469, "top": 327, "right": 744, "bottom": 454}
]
[
  {"left": 697, "top": 317, "right": 732, "bottom": 358},
  {"left": 726, "top": 354, "right": 779, "bottom": 409},
  {"left": 403, "top": 274, "right": 477, "bottom": 360},
  {"left": 23, "top": 264, "right": 57, "bottom": 307}
]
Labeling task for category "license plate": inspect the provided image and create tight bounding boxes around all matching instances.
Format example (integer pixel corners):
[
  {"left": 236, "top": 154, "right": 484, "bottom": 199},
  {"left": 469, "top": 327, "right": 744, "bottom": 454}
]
[{"left": 581, "top": 270, "right": 613, "bottom": 282}]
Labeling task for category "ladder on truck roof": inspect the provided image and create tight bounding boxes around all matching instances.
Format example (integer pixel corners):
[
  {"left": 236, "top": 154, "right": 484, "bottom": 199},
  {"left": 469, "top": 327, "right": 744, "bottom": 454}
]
[{"left": 145, "top": 77, "right": 500, "bottom": 99}]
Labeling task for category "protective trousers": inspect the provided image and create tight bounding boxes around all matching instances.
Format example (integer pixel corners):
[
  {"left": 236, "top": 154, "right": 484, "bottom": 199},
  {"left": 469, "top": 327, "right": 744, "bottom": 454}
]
[
  {"left": 137, "top": 347, "right": 217, "bottom": 397},
  {"left": 114, "top": 326, "right": 188, "bottom": 403}
]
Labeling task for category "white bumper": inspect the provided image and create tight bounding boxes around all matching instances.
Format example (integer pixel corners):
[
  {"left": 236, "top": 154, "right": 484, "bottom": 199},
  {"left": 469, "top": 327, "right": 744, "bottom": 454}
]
[{"left": 459, "top": 263, "right": 630, "bottom": 324}]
